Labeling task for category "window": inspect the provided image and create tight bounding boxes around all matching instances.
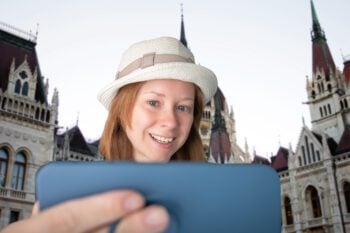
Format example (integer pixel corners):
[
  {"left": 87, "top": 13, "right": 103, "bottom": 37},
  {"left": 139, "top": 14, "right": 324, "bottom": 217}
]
[
  {"left": 284, "top": 196, "right": 294, "bottom": 225},
  {"left": 14, "top": 71, "right": 29, "bottom": 97},
  {"left": 14, "top": 80, "right": 21, "bottom": 94},
  {"left": 0, "top": 149, "right": 9, "bottom": 187},
  {"left": 344, "top": 181, "right": 350, "bottom": 213},
  {"left": 306, "top": 186, "right": 322, "bottom": 218},
  {"left": 311, "top": 143, "right": 315, "bottom": 162},
  {"left": 22, "top": 82, "right": 28, "bottom": 96},
  {"left": 11, "top": 152, "right": 26, "bottom": 190},
  {"left": 302, "top": 146, "right": 306, "bottom": 165},
  {"left": 9, "top": 210, "right": 20, "bottom": 224},
  {"left": 316, "top": 151, "right": 321, "bottom": 161}
]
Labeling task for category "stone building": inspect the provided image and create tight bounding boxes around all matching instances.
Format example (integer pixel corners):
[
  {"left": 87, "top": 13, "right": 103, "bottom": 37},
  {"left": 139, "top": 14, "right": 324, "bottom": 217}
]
[
  {"left": 0, "top": 22, "right": 58, "bottom": 228},
  {"left": 267, "top": 1, "right": 350, "bottom": 232}
]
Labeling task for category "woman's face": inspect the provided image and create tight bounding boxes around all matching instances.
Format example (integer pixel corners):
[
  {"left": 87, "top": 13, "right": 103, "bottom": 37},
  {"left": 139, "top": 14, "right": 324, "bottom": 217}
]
[{"left": 125, "top": 79, "right": 195, "bottom": 162}]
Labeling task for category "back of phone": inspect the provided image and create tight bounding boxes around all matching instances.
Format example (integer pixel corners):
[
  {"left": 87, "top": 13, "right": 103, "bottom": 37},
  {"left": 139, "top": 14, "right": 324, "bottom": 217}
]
[{"left": 36, "top": 162, "right": 281, "bottom": 233}]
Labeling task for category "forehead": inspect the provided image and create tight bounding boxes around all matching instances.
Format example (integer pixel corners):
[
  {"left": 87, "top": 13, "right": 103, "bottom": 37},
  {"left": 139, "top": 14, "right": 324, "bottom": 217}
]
[{"left": 139, "top": 79, "right": 195, "bottom": 96}]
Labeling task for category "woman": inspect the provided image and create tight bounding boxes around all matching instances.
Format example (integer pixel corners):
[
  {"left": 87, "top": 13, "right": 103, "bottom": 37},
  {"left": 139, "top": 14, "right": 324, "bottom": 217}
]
[{"left": 2, "top": 36, "right": 217, "bottom": 233}]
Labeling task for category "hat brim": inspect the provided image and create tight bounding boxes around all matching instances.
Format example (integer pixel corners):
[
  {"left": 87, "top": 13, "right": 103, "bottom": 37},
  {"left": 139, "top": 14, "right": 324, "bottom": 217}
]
[{"left": 97, "top": 62, "right": 217, "bottom": 110}]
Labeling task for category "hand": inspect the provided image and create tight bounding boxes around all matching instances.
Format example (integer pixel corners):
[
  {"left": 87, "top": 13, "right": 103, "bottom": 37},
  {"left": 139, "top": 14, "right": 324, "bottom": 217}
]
[{"left": 1, "top": 190, "right": 169, "bottom": 233}]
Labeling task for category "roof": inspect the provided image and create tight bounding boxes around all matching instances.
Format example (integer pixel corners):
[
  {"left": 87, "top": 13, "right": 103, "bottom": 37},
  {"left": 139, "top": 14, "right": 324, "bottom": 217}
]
[
  {"left": 312, "top": 131, "right": 338, "bottom": 155},
  {"left": 0, "top": 26, "right": 47, "bottom": 104},
  {"left": 336, "top": 125, "right": 350, "bottom": 154},
  {"left": 56, "top": 126, "right": 95, "bottom": 156},
  {"left": 270, "top": 147, "right": 288, "bottom": 172},
  {"left": 311, "top": 1, "right": 336, "bottom": 77},
  {"left": 251, "top": 155, "right": 270, "bottom": 165}
]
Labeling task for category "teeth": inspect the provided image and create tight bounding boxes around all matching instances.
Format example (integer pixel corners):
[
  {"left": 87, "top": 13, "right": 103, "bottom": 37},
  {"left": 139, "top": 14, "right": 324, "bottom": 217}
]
[{"left": 150, "top": 134, "right": 175, "bottom": 144}]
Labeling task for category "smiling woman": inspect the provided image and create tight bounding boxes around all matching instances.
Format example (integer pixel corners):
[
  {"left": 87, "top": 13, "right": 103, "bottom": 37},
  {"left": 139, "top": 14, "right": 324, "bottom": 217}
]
[{"left": 98, "top": 36, "right": 217, "bottom": 163}]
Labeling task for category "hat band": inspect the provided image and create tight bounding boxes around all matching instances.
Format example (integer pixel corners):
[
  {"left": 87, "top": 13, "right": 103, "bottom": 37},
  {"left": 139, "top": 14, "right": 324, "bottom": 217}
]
[{"left": 116, "top": 53, "right": 194, "bottom": 79}]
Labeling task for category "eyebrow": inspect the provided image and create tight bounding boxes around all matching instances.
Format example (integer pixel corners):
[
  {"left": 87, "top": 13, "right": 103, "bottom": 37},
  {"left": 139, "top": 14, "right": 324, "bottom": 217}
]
[{"left": 142, "top": 91, "right": 194, "bottom": 101}]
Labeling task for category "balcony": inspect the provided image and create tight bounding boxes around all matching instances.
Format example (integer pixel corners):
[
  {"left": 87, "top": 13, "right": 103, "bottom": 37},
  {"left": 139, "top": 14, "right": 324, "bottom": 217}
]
[{"left": 0, "top": 187, "right": 35, "bottom": 203}]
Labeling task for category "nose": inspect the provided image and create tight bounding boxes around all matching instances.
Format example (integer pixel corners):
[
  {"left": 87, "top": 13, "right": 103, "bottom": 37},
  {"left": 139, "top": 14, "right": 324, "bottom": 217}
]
[{"left": 159, "top": 108, "right": 178, "bottom": 128}]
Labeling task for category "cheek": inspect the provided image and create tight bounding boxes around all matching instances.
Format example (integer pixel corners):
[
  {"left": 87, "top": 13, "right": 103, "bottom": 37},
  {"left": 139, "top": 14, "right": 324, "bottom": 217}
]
[
  {"left": 181, "top": 116, "right": 194, "bottom": 135},
  {"left": 130, "top": 107, "right": 153, "bottom": 129}
]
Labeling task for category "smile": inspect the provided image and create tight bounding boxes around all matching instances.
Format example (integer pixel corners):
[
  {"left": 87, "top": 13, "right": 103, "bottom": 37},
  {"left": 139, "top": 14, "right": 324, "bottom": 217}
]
[{"left": 150, "top": 134, "right": 175, "bottom": 144}]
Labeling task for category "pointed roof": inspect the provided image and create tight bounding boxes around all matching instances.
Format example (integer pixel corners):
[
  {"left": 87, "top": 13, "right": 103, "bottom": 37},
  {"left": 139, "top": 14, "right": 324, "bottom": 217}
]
[
  {"left": 311, "top": 131, "right": 338, "bottom": 155},
  {"left": 270, "top": 147, "right": 288, "bottom": 172},
  {"left": 343, "top": 58, "right": 350, "bottom": 84},
  {"left": 180, "top": 4, "right": 188, "bottom": 48},
  {"left": 209, "top": 90, "right": 232, "bottom": 163},
  {"left": 310, "top": 0, "right": 336, "bottom": 77},
  {"left": 251, "top": 155, "right": 270, "bottom": 165},
  {"left": 336, "top": 125, "right": 350, "bottom": 154},
  {"left": 0, "top": 23, "right": 47, "bottom": 104},
  {"left": 56, "top": 126, "right": 94, "bottom": 156}
]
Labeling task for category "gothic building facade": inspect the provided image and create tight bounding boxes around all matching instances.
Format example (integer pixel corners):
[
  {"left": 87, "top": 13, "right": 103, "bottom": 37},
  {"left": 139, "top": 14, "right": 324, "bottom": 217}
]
[
  {"left": 0, "top": 22, "right": 59, "bottom": 228},
  {"left": 268, "top": 1, "right": 350, "bottom": 232},
  {"left": 179, "top": 11, "right": 251, "bottom": 164}
]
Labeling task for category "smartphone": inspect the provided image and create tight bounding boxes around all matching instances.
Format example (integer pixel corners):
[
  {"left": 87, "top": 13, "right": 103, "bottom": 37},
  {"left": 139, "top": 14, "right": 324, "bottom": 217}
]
[{"left": 36, "top": 161, "right": 281, "bottom": 233}]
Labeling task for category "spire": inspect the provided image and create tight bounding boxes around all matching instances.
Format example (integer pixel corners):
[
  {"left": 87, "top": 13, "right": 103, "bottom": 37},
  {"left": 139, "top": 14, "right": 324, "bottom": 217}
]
[
  {"left": 310, "top": 0, "right": 336, "bottom": 77},
  {"left": 310, "top": 0, "right": 325, "bottom": 42},
  {"left": 180, "top": 3, "right": 188, "bottom": 48},
  {"left": 209, "top": 92, "right": 232, "bottom": 164}
]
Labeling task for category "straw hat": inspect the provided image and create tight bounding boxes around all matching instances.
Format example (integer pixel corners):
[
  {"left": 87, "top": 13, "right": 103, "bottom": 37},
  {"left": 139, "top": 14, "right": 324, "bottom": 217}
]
[{"left": 97, "top": 36, "right": 218, "bottom": 110}]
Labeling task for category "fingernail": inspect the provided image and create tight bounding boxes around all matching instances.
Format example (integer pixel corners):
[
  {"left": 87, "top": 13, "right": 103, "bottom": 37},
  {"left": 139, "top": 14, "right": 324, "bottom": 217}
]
[
  {"left": 144, "top": 207, "right": 168, "bottom": 228},
  {"left": 123, "top": 194, "right": 143, "bottom": 211}
]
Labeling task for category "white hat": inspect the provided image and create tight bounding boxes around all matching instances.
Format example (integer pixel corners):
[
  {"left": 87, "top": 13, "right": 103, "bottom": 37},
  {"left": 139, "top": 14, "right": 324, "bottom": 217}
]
[{"left": 97, "top": 36, "right": 218, "bottom": 110}]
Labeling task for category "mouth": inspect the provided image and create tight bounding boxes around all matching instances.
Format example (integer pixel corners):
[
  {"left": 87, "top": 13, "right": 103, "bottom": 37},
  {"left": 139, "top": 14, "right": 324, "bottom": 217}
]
[{"left": 150, "top": 133, "right": 175, "bottom": 144}]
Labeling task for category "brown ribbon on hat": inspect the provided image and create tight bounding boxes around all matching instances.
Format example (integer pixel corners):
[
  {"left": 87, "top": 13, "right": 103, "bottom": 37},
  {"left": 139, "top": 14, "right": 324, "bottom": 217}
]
[{"left": 116, "top": 53, "right": 194, "bottom": 79}]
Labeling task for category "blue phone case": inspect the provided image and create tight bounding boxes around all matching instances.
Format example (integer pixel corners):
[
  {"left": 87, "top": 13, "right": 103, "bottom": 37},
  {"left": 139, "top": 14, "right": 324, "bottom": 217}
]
[{"left": 36, "top": 162, "right": 281, "bottom": 233}]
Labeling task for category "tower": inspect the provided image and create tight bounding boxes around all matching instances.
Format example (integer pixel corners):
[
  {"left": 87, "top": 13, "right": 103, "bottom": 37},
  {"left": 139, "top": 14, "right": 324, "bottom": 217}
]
[
  {"left": 305, "top": 0, "right": 350, "bottom": 142},
  {"left": 179, "top": 6, "right": 250, "bottom": 163}
]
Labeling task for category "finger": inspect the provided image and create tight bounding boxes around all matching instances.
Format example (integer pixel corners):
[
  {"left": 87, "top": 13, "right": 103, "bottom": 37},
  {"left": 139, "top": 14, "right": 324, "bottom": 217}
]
[
  {"left": 31, "top": 202, "right": 40, "bottom": 216},
  {"left": 116, "top": 205, "right": 169, "bottom": 233},
  {"left": 4, "top": 190, "right": 145, "bottom": 233}
]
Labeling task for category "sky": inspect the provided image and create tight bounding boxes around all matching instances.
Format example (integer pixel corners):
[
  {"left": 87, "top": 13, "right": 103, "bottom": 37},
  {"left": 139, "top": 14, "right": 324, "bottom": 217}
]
[{"left": 1, "top": 0, "right": 349, "bottom": 159}]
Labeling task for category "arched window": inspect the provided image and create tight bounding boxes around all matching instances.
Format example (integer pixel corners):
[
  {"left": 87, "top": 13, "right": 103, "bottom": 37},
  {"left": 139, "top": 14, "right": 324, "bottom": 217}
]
[
  {"left": 311, "top": 90, "right": 316, "bottom": 99},
  {"left": 0, "top": 149, "right": 9, "bottom": 187},
  {"left": 298, "top": 156, "right": 302, "bottom": 166},
  {"left": 344, "top": 181, "right": 350, "bottom": 213},
  {"left": 311, "top": 143, "right": 315, "bottom": 162},
  {"left": 327, "top": 84, "right": 332, "bottom": 92},
  {"left": 14, "top": 80, "right": 21, "bottom": 94},
  {"left": 284, "top": 196, "right": 294, "bottom": 225},
  {"left": 316, "top": 151, "right": 321, "bottom": 161},
  {"left": 302, "top": 146, "right": 306, "bottom": 165},
  {"left": 328, "top": 104, "right": 331, "bottom": 114},
  {"left": 319, "top": 107, "right": 323, "bottom": 117},
  {"left": 22, "top": 82, "right": 28, "bottom": 96},
  {"left": 340, "top": 101, "right": 344, "bottom": 110},
  {"left": 306, "top": 186, "right": 322, "bottom": 218},
  {"left": 345, "top": 99, "right": 348, "bottom": 108},
  {"left": 304, "top": 136, "right": 311, "bottom": 164},
  {"left": 11, "top": 152, "right": 26, "bottom": 190}
]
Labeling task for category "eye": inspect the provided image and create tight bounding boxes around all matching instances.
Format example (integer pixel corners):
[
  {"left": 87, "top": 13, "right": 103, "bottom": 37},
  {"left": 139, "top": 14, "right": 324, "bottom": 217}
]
[
  {"left": 147, "top": 100, "right": 159, "bottom": 107},
  {"left": 176, "top": 105, "right": 192, "bottom": 113}
]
